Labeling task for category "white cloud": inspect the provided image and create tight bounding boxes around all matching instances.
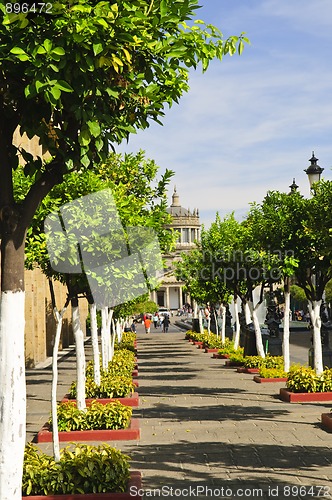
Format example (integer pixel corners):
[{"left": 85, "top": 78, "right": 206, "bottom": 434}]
[{"left": 117, "top": 0, "right": 332, "bottom": 228}]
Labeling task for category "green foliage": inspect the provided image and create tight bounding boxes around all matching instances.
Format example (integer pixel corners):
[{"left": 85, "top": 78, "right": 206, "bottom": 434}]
[
  {"left": 71, "top": 348, "right": 136, "bottom": 399},
  {"left": 113, "top": 295, "right": 158, "bottom": 319},
  {"left": 22, "top": 442, "right": 130, "bottom": 495},
  {"left": 70, "top": 374, "right": 135, "bottom": 399},
  {"left": 2, "top": 0, "right": 249, "bottom": 177},
  {"left": 115, "top": 331, "right": 137, "bottom": 352},
  {"left": 259, "top": 367, "right": 287, "bottom": 379},
  {"left": 286, "top": 365, "right": 332, "bottom": 393},
  {"left": 244, "top": 355, "right": 283, "bottom": 369},
  {"left": 228, "top": 351, "right": 245, "bottom": 365},
  {"left": 290, "top": 285, "right": 308, "bottom": 304},
  {"left": 218, "top": 343, "right": 244, "bottom": 356},
  {"left": 51, "top": 400, "right": 132, "bottom": 431}
]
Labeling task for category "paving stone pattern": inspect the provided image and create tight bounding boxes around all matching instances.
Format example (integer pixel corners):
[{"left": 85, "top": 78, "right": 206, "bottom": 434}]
[{"left": 26, "top": 323, "right": 332, "bottom": 499}]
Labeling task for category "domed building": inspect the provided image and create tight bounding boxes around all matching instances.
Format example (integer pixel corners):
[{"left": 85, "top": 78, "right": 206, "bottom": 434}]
[{"left": 151, "top": 186, "right": 201, "bottom": 312}]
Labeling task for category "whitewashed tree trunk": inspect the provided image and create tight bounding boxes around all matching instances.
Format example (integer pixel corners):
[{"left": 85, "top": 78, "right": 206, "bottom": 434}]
[
  {"left": 194, "top": 303, "right": 198, "bottom": 319},
  {"left": 233, "top": 298, "right": 241, "bottom": 350},
  {"left": 100, "top": 306, "right": 109, "bottom": 370},
  {"left": 89, "top": 303, "right": 101, "bottom": 386},
  {"left": 0, "top": 291, "right": 26, "bottom": 500},
  {"left": 220, "top": 304, "right": 226, "bottom": 343},
  {"left": 107, "top": 309, "right": 114, "bottom": 363},
  {"left": 248, "top": 299, "right": 265, "bottom": 358},
  {"left": 51, "top": 307, "right": 67, "bottom": 462},
  {"left": 198, "top": 309, "right": 203, "bottom": 333},
  {"left": 72, "top": 304, "right": 86, "bottom": 411},
  {"left": 214, "top": 309, "right": 219, "bottom": 337},
  {"left": 244, "top": 301, "right": 251, "bottom": 325},
  {"left": 308, "top": 300, "right": 324, "bottom": 375},
  {"left": 283, "top": 289, "right": 291, "bottom": 373},
  {"left": 116, "top": 319, "right": 122, "bottom": 343}
]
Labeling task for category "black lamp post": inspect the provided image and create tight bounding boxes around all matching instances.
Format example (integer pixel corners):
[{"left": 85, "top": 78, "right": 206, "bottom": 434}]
[
  {"left": 304, "top": 152, "right": 324, "bottom": 189},
  {"left": 288, "top": 178, "right": 299, "bottom": 194}
]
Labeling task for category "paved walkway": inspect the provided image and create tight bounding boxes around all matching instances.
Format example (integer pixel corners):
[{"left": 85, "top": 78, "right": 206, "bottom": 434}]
[{"left": 26, "top": 322, "right": 332, "bottom": 499}]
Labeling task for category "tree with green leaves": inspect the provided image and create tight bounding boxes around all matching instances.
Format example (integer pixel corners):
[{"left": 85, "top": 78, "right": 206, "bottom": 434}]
[
  {"left": 247, "top": 191, "right": 302, "bottom": 371},
  {"left": 15, "top": 150, "right": 174, "bottom": 460},
  {"left": 0, "top": 1, "right": 248, "bottom": 495}
]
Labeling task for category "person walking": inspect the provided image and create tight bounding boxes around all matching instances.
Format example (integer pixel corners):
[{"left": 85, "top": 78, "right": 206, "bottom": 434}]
[
  {"left": 153, "top": 313, "right": 159, "bottom": 328},
  {"left": 144, "top": 316, "right": 151, "bottom": 334},
  {"left": 163, "top": 314, "right": 170, "bottom": 333}
]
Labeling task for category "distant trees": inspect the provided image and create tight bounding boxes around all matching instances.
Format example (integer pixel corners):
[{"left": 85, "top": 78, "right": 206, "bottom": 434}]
[{"left": 178, "top": 181, "right": 332, "bottom": 375}]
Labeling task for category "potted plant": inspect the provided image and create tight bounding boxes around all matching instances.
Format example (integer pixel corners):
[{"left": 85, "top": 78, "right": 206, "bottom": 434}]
[
  {"left": 22, "top": 442, "right": 142, "bottom": 499},
  {"left": 225, "top": 351, "right": 246, "bottom": 367},
  {"left": 37, "top": 400, "right": 140, "bottom": 442},
  {"left": 280, "top": 365, "right": 332, "bottom": 402},
  {"left": 253, "top": 366, "right": 288, "bottom": 383}
]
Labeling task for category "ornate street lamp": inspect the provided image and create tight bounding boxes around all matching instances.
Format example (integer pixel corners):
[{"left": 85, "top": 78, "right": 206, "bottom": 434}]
[
  {"left": 304, "top": 152, "right": 324, "bottom": 189},
  {"left": 288, "top": 178, "right": 299, "bottom": 195}
]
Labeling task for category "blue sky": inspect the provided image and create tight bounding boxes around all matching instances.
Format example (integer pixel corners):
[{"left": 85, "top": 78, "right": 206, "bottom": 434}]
[{"left": 117, "top": 0, "right": 332, "bottom": 227}]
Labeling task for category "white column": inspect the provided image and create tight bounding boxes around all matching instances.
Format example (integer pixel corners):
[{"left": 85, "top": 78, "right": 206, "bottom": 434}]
[
  {"left": 179, "top": 287, "right": 183, "bottom": 308},
  {"left": 166, "top": 287, "right": 170, "bottom": 309}
]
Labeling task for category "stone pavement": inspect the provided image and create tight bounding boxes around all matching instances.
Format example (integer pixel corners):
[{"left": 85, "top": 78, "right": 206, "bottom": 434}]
[{"left": 26, "top": 322, "right": 332, "bottom": 499}]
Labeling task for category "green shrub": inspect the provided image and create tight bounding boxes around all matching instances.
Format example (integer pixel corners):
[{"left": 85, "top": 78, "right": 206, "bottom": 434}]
[
  {"left": 243, "top": 356, "right": 265, "bottom": 368},
  {"left": 263, "top": 355, "right": 284, "bottom": 369},
  {"left": 286, "top": 365, "right": 320, "bottom": 393},
  {"left": 259, "top": 366, "right": 287, "bottom": 379},
  {"left": 218, "top": 343, "right": 244, "bottom": 356},
  {"left": 286, "top": 365, "right": 332, "bottom": 393},
  {"left": 244, "top": 355, "right": 284, "bottom": 369},
  {"left": 86, "top": 349, "right": 136, "bottom": 379},
  {"left": 69, "top": 374, "right": 135, "bottom": 399},
  {"left": 22, "top": 442, "right": 130, "bottom": 495},
  {"left": 115, "top": 331, "right": 136, "bottom": 352},
  {"left": 228, "top": 351, "right": 245, "bottom": 365},
  {"left": 51, "top": 400, "right": 132, "bottom": 431}
]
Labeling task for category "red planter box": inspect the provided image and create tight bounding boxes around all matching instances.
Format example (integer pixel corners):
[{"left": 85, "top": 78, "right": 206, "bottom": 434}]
[
  {"left": 204, "top": 348, "right": 219, "bottom": 353},
  {"left": 37, "top": 418, "right": 140, "bottom": 443},
  {"left": 61, "top": 392, "right": 140, "bottom": 407},
  {"left": 279, "top": 388, "right": 332, "bottom": 403},
  {"left": 22, "top": 471, "right": 142, "bottom": 500},
  {"left": 212, "top": 353, "right": 230, "bottom": 359},
  {"left": 224, "top": 360, "right": 244, "bottom": 367},
  {"left": 193, "top": 341, "right": 203, "bottom": 346},
  {"left": 321, "top": 413, "right": 332, "bottom": 432},
  {"left": 253, "top": 376, "right": 288, "bottom": 383},
  {"left": 132, "top": 370, "right": 138, "bottom": 378},
  {"left": 236, "top": 367, "right": 259, "bottom": 374}
]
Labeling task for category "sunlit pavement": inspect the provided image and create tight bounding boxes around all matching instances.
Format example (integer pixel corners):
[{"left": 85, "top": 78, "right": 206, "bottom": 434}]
[{"left": 26, "top": 320, "right": 332, "bottom": 499}]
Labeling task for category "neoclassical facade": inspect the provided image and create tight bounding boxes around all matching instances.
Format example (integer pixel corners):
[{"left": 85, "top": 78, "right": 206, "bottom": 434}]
[{"left": 151, "top": 187, "right": 201, "bottom": 311}]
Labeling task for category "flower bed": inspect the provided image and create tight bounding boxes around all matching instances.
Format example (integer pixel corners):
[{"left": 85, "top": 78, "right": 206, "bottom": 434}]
[
  {"left": 62, "top": 391, "right": 140, "bottom": 407},
  {"left": 37, "top": 401, "right": 140, "bottom": 442},
  {"left": 280, "top": 388, "right": 332, "bottom": 403},
  {"left": 22, "top": 443, "right": 142, "bottom": 498},
  {"left": 37, "top": 418, "right": 140, "bottom": 443}
]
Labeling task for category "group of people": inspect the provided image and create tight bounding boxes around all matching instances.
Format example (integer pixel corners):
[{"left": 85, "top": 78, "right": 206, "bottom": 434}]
[{"left": 143, "top": 312, "right": 170, "bottom": 334}]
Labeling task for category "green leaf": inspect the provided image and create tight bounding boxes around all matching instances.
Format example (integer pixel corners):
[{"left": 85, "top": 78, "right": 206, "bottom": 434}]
[
  {"left": 93, "top": 43, "right": 103, "bottom": 56},
  {"left": 56, "top": 80, "right": 74, "bottom": 92},
  {"left": 10, "top": 46, "right": 27, "bottom": 55},
  {"left": 87, "top": 121, "right": 101, "bottom": 138},
  {"left": 43, "top": 39, "right": 52, "bottom": 52},
  {"left": 50, "top": 86, "right": 61, "bottom": 100},
  {"left": 51, "top": 47, "right": 65, "bottom": 56}
]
